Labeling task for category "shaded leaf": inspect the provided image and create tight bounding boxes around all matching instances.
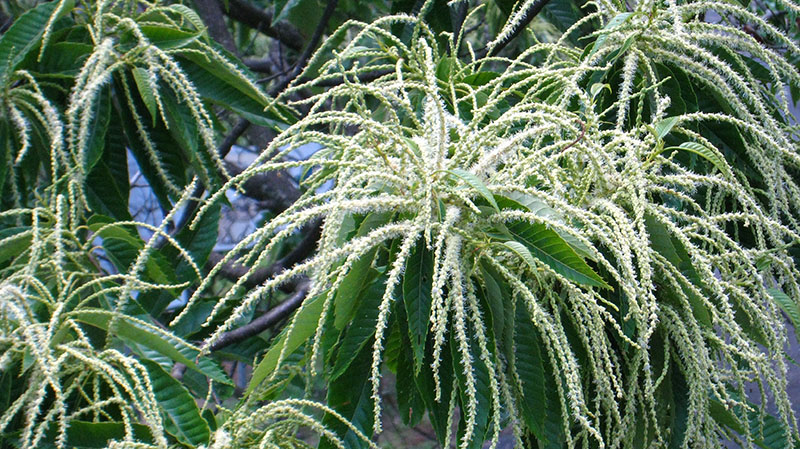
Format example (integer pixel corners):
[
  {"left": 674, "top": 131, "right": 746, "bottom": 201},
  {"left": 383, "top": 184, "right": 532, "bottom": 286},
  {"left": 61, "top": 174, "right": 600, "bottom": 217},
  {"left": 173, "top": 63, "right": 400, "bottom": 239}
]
[
  {"left": 141, "top": 360, "right": 210, "bottom": 446},
  {"left": 448, "top": 168, "right": 499, "bottom": 212},
  {"left": 402, "top": 238, "right": 434, "bottom": 373}
]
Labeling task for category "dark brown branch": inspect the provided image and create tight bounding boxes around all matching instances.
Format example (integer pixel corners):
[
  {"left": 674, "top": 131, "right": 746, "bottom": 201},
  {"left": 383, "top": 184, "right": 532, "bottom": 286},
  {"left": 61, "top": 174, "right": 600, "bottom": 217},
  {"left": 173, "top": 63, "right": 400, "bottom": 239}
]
[
  {"left": 209, "top": 280, "right": 310, "bottom": 351},
  {"left": 244, "top": 58, "right": 276, "bottom": 74},
  {"left": 224, "top": 0, "right": 303, "bottom": 51},
  {"left": 478, "top": 0, "right": 553, "bottom": 58},
  {"left": 269, "top": 0, "right": 339, "bottom": 95},
  {"left": 207, "top": 220, "right": 321, "bottom": 290},
  {"left": 193, "top": 0, "right": 238, "bottom": 54}
]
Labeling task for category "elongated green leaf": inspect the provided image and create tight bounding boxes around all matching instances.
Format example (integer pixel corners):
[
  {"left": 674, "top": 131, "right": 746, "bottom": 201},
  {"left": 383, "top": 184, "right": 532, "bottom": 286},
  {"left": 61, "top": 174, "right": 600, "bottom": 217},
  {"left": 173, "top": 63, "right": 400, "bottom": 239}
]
[
  {"left": 496, "top": 193, "right": 596, "bottom": 261},
  {"left": 502, "top": 240, "right": 538, "bottom": 270},
  {"left": 320, "top": 340, "right": 375, "bottom": 449},
  {"left": 396, "top": 327, "right": 426, "bottom": 427},
  {"left": 709, "top": 396, "right": 791, "bottom": 449},
  {"left": 505, "top": 221, "right": 610, "bottom": 288},
  {"left": 115, "top": 92, "right": 183, "bottom": 211},
  {"left": 448, "top": 168, "right": 499, "bottom": 212},
  {"left": 767, "top": 288, "right": 800, "bottom": 331},
  {"left": 41, "top": 421, "right": 154, "bottom": 448},
  {"left": 0, "top": 0, "right": 75, "bottom": 81},
  {"left": 403, "top": 238, "right": 434, "bottom": 373},
  {"left": 462, "top": 71, "right": 501, "bottom": 86},
  {"left": 131, "top": 67, "right": 158, "bottom": 125},
  {"left": 661, "top": 142, "right": 733, "bottom": 178},
  {"left": 644, "top": 215, "right": 711, "bottom": 326},
  {"left": 85, "top": 116, "right": 131, "bottom": 220},
  {"left": 177, "top": 44, "right": 270, "bottom": 107},
  {"left": 170, "top": 203, "right": 220, "bottom": 283},
  {"left": 587, "top": 12, "right": 633, "bottom": 59},
  {"left": 330, "top": 273, "right": 382, "bottom": 380},
  {"left": 477, "top": 265, "right": 505, "bottom": 344},
  {"left": 139, "top": 25, "right": 202, "bottom": 49},
  {"left": 653, "top": 116, "right": 680, "bottom": 140},
  {"left": 333, "top": 213, "right": 390, "bottom": 329},
  {"left": 0, "top": 227, "right": 31, "bottom": 265},
  {"left": 247, "top": 293, "right": 325, "bottom": 394},
  {"left": 83, "top": 86, "right": 112, "bottom": 172},
  {"left": 450, "top": 321, "right": 491, "bottom": 449},
  {"left": 88, "top": 216, "right": 175, "bottom": 285},
  {"left": 72, "top": 310, "right": 230, "bottom": 385},
  {"left": 141, "top": 360, "right": 210, "bottom": 447},
  {"left": 514, "top": 306, "right": 547, "bottom": 441},
  {"left": 177, "top": 58, "right": 287, "bottom": 129},
  {"left": 333, "top": 249, "right": 378, "bottom": 329}
]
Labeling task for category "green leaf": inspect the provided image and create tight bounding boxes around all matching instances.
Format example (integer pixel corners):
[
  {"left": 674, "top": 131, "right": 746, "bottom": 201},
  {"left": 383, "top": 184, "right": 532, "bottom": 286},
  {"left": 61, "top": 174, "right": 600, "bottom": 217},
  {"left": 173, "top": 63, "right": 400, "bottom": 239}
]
[
  {"left": 644, "top": 215, "right": 711, "bottom": 327},
  {"left": 660, "top": 142, "right": 733, "bottom": 178},
  {"left": 178, "top": 57, "right": 289, "bottom": 129},
  {"left": 36, "top": 41, "right": 92, "bottom": 76},
  {"left": 247, "top": 292, "right": 326, "bottom": 394},
  {"left": 0, "top": 0, "right": 75, "bottom": 82},
  {"left": 330, "top": 273, "right": 383, "bottom": 380},
  {"left": 114, "top": 76, "right": 185, "bottom": 209},
  {"left": 514, "top": 306, "right": 547, "bottom": 441},
  {"left": 274, "top": 0, "right": 302, "bottom": 23},
  {"left": 131, "top": 67, "right": 158, "bottom": 125},
  {"left": 47, "top": 421, "right": 153, "bottom": 448},
  {"left": 709, "top": 395, "right": 792, "bottom": 449},
  {"left": 88, "top": 216, "right": 176, "bottom": 285},
  {"left": 461, "top": 71, "right": 501, "bottom": 86},
  {"left": 496, "top": 192, "right": 596, "bottom": 261},
  {"left": 177, "top": 45, "right": 273, "bottom": 109},
  {"left": 320, "top": 340, "right": 375, "bottom": 449},
  {"left": 450, "top": 320, "right": 492, "bottom": 449},
  {"left": 668, "top": 366, "right": 690, "bottom": 448},
  {"left": 139, "top": 25, "right": 203, "bottom": 50},
  {"left": 85, "top": 116, "right": 131, "bottom": 220},
  {"left": 402, "top": 238, "right": 434, "bottom": 373},
  {"left": 83, "top": 86, "right": 112, "bottom": 172},
  {"left": 72, "top": 310, "right": 231, "bottom": 385},
  {"left": 502, "top": 240, "right": 539, "bottom": 271},
  {"left": 0, "top": 227, "right": 32, "bottom": 265},
  {"left": 171, "top": 203, "right": 220, "bottom": 283},
  {"left": 477, "top": 264, "right": 506, "bottom": 344},
  {"left": 767, "top": 288, "right": 800, "bottom": 331},
  {"left": 505, "top": 221, "right": 610, "bottom": 289},
  {"left": 447, "top": 168, "right": 499, "bottom": 212},
  {"left": 653, "top": 116, "right": 680, "bottom": 140},
  {"left": 542, "top": 0, "right": 589, "bottom": 46},
  {"left": 333, "top": 213, "right": 390, "bottom": 329},
  {"left": 141, "top": 360, "right": 211, "bottom": 447},
  {"left": 587, "top": 12, "right": 634, "bottom": 59}
]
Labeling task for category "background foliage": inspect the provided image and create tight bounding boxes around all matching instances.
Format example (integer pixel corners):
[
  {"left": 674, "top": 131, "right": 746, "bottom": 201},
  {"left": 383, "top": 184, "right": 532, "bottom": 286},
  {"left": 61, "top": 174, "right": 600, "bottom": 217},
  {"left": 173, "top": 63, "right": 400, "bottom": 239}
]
[{"left": 1, "top": 0, "right": 800, "bottom": 448}]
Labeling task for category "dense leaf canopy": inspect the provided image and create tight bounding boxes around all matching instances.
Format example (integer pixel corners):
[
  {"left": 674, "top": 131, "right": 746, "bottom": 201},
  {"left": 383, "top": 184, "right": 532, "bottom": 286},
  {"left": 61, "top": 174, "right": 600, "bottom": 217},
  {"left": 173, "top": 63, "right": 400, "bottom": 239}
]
[{"left": 1, "top": 0, "right": 800, "bottom": 448}]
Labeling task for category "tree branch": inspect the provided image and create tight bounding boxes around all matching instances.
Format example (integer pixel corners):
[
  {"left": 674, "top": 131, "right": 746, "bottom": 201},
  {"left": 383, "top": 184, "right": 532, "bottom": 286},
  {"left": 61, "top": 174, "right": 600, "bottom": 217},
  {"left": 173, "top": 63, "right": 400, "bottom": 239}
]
[
  {"left": 269, "top": 0, "right": 339, "bottom": 95},
  {"left": 209, "top": 280, "right": 310, "bottom": 352},
  {"left": 193, "top": 0, "right": 238, "bottom": 54},
  {"left": 207, "top": 220, "right": 321, "bottom": 290},
  {"left": 224, "top": 0, "right": 303, "bottom": 51}
]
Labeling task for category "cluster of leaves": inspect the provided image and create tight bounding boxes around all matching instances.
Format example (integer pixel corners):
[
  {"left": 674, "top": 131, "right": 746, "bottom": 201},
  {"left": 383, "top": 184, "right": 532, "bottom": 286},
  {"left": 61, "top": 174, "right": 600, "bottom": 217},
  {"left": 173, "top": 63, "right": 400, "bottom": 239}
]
[
  {"left": 0, "top": 1, "right": 352, "bottom": 448},
  {"left": 1, "top": 0, "right": 800, "bottom": 448},
  {"left": 193, "top": 1, "right": 800, "bottom": 448}
]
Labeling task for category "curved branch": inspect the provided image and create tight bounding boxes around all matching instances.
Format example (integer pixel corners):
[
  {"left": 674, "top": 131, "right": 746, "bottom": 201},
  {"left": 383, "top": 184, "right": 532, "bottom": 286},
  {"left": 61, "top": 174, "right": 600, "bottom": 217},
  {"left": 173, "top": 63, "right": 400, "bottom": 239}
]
[{"left": 209, "top": 280, "right": 310, "bottom": 351}]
